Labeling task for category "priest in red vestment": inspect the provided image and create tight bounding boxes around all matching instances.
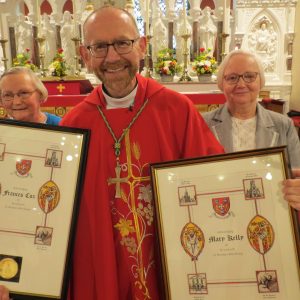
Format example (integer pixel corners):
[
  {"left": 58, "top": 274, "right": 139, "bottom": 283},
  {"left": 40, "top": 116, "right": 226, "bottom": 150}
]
[{"left": 59, "top": 6, "right": 224, "bottom": 300}]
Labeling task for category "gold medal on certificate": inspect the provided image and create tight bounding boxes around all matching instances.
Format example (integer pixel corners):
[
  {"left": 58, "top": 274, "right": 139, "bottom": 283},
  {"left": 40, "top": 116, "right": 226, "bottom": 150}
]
[{"left": 0, "top": 257, "right": 19, "bottom": 279}]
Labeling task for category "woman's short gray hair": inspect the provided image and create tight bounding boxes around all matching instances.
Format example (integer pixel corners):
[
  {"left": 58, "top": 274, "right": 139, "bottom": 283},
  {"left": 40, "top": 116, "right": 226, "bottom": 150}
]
[
  {"left": 0, "top": 67, "right": 48, "bottom": 103},
  {"left": 217, "top": 49, "right": 265, "bottom": 91}
]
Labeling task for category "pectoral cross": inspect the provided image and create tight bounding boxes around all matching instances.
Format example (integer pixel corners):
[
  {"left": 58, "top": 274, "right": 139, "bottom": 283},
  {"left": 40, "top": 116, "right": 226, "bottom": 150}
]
[
  {"left": 108, "top": 160, "right": 129, "bottom": 198},
  {"left": 97, "top": 100, "right": 149, "bottom": 198}
]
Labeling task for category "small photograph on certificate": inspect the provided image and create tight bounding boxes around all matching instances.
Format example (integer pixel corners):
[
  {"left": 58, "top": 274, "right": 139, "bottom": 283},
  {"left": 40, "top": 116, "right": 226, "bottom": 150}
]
[{"left": 151, "top": 146, "right": 300, "bottom": 300}]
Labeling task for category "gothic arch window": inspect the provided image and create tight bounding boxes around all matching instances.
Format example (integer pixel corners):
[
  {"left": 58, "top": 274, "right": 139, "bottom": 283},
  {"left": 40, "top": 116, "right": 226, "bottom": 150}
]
[
  {"left": 133, "top": 0, "right": 144, "bottom": 35},
  {"left": 63, "top": 0, "right": 73, "bottom": 13},
  {"left": 158, "top": 0, "right": 166, "bottom": 14},
  {"left": 175, "top": 1, "right": 189, "bottom": 12},
  {"left": 41, "top": 0, "right": 52, "bottom": 15},
  {"left": 201, "top": 0, "right": 215, "bottom": 10},
  {"left": 24, "top": 2, "right": 29, "bottom": 15},
  {"left": 133, "top": 0, "right": 187, "bottom": 35}
]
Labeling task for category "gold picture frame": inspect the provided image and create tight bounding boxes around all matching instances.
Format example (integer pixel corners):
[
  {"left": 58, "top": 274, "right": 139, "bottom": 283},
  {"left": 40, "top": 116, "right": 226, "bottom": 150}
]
[{"left": 150, "top": 146, "right": 300, "bottom": 300}]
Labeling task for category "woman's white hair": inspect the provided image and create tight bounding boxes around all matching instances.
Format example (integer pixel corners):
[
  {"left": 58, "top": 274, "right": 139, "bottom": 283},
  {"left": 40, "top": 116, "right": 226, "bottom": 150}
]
[
  {"left": 0, "top": 66, "right": 48, "bottom": 103},
  {"left": 217, "top": 49, "right": 265, "bottom": 91}
]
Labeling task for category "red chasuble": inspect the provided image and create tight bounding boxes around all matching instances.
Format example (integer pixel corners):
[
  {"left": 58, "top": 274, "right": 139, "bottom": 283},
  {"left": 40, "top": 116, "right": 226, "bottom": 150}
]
[{"left": 61, "top": 74, "right": 224, "bottom": 300}]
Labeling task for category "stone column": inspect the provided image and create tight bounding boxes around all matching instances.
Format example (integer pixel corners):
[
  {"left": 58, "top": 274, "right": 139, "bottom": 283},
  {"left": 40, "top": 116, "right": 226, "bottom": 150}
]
[
  {"left": 166, "top": 1, "right": 176, "bottom": 49},
  {"left": 189, "top": 2, "right": 201, "bottom": 60},
  {"left": 286, "top": 33, "right": 294, "bottom": 71},
  {"left": 216, "top": 21, "right": 223, "bottom": 63}
]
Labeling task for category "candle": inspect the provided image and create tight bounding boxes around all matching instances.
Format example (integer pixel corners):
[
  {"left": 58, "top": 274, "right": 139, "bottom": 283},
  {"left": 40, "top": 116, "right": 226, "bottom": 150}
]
[
  {"left": 73, "top": 0, "right": 77, "bottom": 20},
  {"left": 0, "top": 15, "right": 4, "bottom": 38},
  {"left": 72, "top": 0, "right": 78, "bottom": 36},
  {"left": 223, "top": 0, "right": 230, "bottom": 34},
  {"left": 36, "top": 0, "right": 41, "bottom": 32},
  {"left": 183, "top": 0, "right": 187, "bottom": 32},
  {"left": 145, "top": 0, "right": 149, "bottom": 37}
]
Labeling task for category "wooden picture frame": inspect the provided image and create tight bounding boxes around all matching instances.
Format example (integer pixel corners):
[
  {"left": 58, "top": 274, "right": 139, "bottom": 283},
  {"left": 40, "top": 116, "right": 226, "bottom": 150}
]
[
  {"left": 0, "top": 119, "right": 90, "bottom": 299},
  {"left": 150, "top": 146, "right": 300, "bottom": 300}
]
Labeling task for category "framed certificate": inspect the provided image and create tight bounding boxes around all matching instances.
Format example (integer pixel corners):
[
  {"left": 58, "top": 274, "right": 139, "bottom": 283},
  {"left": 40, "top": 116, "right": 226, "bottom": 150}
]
[
  {"left": 150, "top": 147, "right": 300, "bottom": 300},
  {"left": 0, "top": 119, "right": 90, "bottom": 300}
]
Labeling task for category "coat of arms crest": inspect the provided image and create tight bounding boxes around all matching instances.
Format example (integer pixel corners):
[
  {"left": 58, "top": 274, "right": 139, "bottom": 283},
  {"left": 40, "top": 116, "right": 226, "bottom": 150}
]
[
  {"left": 212, "top": 197, "right": 230, "bottom": 216},
  {"left": 16, "top": 159, "right": 32, "bottom": 176}
]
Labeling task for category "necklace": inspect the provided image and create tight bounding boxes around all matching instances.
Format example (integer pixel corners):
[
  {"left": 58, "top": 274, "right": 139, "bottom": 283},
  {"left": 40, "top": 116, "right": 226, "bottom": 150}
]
[{"left": 97, "top": 99, "right": 149, "bottom": 198}]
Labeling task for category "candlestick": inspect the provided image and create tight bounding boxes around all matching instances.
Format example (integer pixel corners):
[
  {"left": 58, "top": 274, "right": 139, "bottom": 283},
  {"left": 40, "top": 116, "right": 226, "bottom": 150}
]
[
  {"left": 36, "top": 36, "right": 46, "bottom": 76},
  {"left": 71, "top": 37, "right": 81, "bottom": 76},
  {"left": 145, "top": 0, "right": 149, "bottom": 37},
  {"left": 179, "top": 33, "right": 192, "bottom": 82}
]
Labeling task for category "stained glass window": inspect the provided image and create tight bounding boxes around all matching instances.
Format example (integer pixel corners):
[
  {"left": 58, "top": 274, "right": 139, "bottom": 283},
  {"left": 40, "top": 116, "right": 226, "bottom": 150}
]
[{"left": 133, "top": 0, "right": 187, "bottom": 35}]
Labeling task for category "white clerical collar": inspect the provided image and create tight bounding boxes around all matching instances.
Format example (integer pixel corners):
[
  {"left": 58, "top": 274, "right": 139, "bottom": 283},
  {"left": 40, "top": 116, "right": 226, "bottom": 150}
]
[{"left": 103, "top": 85, "right": 138, "bottom": 109}]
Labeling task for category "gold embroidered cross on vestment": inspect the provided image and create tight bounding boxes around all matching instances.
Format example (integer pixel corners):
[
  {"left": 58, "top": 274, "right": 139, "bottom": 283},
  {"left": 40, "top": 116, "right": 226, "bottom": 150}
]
[{"left": 97, "top": 99, "right": 149, "bottom": 198}]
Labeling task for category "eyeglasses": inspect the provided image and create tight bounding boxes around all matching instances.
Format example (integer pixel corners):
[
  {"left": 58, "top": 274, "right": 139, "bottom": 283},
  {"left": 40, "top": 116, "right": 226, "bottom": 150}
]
[
  {"left": 223, "top": 72, "right": 259, "bottom": 84},
  {"left": 86, "top": 38, "right": 139, "bottom": 58},
  {"left": 1, "top": 90, "right": 37, "bottom": 102}
]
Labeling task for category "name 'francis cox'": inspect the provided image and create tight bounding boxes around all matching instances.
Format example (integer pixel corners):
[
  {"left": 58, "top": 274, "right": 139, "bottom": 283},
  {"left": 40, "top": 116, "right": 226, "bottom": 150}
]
[{"left": 2, "top": 190, "right": 35, "bottom": 199}]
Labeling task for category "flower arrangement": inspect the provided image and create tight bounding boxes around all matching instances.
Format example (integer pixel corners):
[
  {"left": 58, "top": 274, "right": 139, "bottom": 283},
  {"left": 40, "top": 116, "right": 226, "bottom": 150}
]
[
  {"left": 48, "top": 48, "right": 67, "bottom": 77},
  {"left": 154, "top": 48, "right": 181, "bottom": 76},
  {"left": 13, "top": 48, "right": 37, "bottom": 71},
  {"left": 192, "top": 48, "right": 217, "bottom": 75}
]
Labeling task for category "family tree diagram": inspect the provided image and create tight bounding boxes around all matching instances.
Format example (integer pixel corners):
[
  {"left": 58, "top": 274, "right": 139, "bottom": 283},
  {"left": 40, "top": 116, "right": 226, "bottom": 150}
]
[
  {"left": 0, "top": 141, "right": 63, "bottom": 283},
  {"left": 178, "top": 176, "right": 278, "bottom": 297}
]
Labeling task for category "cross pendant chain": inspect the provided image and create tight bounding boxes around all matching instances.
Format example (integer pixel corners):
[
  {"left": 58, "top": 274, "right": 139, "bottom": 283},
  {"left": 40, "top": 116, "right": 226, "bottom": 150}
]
[
  {"left": 114, "top": 141, "right": 121, "bottom": 157},
  {"left": 97, "top": 99, "right": 149, "bottom": 198}
]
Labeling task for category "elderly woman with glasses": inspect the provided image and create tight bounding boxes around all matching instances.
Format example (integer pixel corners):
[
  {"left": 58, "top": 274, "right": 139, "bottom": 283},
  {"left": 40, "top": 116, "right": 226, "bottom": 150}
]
[
  {"left": 0, "top": 67, "right": 61, "bottom": 125},
  {"left": 203, "top": 49, "right": 300, "bottom": 169}
]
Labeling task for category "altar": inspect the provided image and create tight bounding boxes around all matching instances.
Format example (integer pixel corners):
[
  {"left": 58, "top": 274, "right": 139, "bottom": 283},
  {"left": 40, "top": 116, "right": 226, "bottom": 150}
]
[{"left": 41, "top": 89, "right": 226, "bottom": 118}]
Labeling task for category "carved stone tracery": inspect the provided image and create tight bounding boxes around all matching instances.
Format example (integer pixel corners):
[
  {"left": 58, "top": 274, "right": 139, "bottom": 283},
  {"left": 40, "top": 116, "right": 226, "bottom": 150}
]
[{"left": 247, "top": 16, "right": 278, "bottom": 73}]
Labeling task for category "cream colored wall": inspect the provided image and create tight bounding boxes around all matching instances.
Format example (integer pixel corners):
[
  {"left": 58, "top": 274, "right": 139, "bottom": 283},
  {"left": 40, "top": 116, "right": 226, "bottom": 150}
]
[{"left": 290, "top": 1, "right": 300, "bottom": 111}]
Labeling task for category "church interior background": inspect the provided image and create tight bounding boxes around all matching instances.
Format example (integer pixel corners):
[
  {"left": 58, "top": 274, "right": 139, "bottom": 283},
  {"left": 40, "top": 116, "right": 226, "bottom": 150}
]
[{"left": 0, "top": 0, "right": 299, "bottom": 115}]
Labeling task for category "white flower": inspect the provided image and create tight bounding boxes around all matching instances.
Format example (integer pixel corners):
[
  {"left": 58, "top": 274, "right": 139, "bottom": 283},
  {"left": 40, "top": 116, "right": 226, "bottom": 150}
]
[{"left": 205, "top": 60, "right": 212, "bottom": 67}]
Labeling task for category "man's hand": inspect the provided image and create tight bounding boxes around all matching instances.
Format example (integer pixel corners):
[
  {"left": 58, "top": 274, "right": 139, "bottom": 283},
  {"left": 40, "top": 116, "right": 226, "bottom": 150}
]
[
  {"left": 0, "top": 285, "right": 10, "bottom": 300},
  {"left": 282, "top": 169, "right": 300, "bottom": 210}
]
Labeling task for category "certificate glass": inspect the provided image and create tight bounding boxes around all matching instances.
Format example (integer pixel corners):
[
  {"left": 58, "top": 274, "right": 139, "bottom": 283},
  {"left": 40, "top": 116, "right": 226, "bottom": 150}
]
[
  {"left": 150, "top": 147, "right": 300, "bottom": 300},
  {"left": 0, "top": 120, "right": 89, "bottom": 299}
]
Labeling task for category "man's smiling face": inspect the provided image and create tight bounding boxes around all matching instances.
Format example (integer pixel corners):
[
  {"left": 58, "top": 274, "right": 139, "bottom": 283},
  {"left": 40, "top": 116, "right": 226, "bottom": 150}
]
[{"left": 80, "top": 7, "right": 146, "bottom": 98}]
